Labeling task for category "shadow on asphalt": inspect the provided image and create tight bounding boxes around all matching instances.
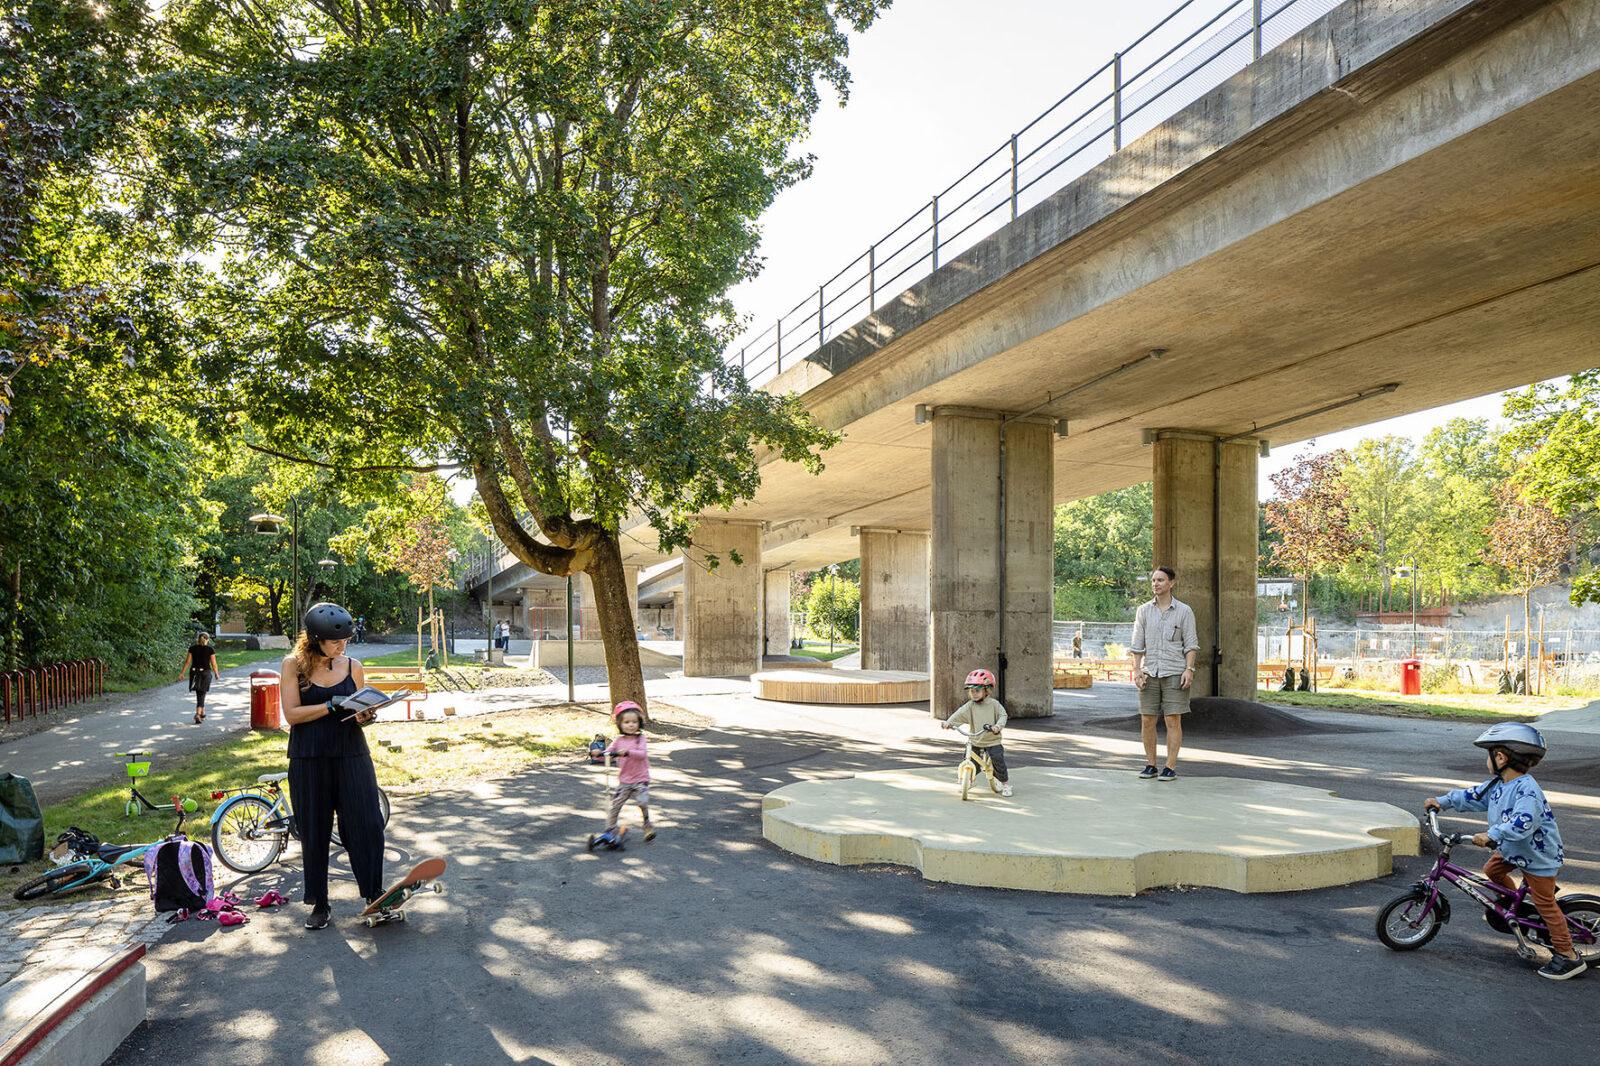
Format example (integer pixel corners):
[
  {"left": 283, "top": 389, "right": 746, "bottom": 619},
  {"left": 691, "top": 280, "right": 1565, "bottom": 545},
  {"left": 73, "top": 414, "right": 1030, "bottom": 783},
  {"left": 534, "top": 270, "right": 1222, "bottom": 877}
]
[{"left": 109, "top": 713, "right": 1600, "bottom": 1064}]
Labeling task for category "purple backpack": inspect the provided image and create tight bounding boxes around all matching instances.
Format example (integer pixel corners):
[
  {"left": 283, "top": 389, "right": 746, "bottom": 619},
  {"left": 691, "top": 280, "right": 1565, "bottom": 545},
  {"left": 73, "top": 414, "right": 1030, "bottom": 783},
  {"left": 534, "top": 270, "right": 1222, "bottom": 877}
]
[{"left": 144, "top": 838, "right": 214, "bottom": 913}]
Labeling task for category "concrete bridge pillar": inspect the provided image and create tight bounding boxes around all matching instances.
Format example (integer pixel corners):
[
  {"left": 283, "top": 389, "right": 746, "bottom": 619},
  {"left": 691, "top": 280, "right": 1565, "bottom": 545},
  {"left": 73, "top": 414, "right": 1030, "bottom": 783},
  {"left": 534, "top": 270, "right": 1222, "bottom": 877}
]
[
  {"left": 624, "top": 566, "right": 640, "bottom": 628},
  {"left": 763, "top": 570, "right": 792, "bottom": 656},
  {"left": 1150, "top": 432, "right": 1260, "bottom": 699},
  {"left": 859, "top": 529, "right": 930, "bottom": 672},
  {"left": 682, "top": 520, "right": 764, "bottom": 677},
  {"left": 931, "top": 410, "right": 1054, "bottom": 720}
]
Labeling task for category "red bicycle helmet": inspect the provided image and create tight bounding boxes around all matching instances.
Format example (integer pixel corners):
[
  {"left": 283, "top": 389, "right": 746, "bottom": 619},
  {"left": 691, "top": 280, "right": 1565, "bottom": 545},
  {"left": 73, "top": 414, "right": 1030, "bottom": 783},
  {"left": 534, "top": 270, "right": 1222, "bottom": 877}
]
[
  {"left": 612, "top": 700, "right": 646, "bottom": 728},
  {"left": 964, "top": 669, "right": 996, "bottom": 688}
]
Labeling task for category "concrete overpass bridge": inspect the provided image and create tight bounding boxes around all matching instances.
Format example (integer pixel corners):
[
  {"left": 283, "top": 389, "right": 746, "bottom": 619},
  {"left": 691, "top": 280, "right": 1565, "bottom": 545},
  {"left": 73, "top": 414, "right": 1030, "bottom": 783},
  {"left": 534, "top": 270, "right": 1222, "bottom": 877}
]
[{"left": 466, "top": 0, "right": 1600, "bottom": 716}]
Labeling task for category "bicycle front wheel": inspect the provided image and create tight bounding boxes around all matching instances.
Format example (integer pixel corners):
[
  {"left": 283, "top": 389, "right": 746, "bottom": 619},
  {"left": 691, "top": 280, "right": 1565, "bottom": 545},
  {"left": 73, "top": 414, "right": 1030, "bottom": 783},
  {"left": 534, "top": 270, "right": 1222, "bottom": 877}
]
[
  {"left": 958, "top": 764, "right": 973, "bottom": 802},
  {"left": 1376, "top": 890, "right": 1441, "bottom": 951},
  {"left": 13, "top": 861, "right": 105, "bottom": 901},
  {"left": 212, "top": 795, "right": 284, "bottom": 873}
]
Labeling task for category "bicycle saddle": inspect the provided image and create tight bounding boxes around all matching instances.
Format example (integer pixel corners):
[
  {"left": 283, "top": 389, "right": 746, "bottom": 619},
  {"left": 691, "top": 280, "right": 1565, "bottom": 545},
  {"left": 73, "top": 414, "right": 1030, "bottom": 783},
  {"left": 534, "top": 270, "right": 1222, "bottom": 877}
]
[
  {"left": 97, "top": 842, "right": 144, "bottom": 862},
  {"left": 257, "top": 772, "right": 289, "bottom": 785}
]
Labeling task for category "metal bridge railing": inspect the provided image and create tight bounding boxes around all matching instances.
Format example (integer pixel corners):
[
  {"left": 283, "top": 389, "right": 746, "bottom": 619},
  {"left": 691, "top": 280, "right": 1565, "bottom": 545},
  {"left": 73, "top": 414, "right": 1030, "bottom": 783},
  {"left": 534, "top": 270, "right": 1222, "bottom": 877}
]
[{"left": 731, "top": 0, "right": 1345, "bottom": 386}]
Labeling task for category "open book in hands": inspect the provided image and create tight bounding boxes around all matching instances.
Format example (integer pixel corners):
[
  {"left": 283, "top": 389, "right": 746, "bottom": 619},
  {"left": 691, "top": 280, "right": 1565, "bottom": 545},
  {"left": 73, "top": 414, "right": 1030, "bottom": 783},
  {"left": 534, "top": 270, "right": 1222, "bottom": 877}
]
[{"left": 337, "top": 686, "right": 416, "bottom": 723}]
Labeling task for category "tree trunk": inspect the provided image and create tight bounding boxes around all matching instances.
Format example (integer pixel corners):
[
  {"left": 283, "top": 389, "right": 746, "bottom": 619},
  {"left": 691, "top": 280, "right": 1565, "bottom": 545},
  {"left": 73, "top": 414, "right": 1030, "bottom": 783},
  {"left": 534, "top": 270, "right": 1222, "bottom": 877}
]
[
  {"left": 588, "top": 534, "right": 647, "bottom": 714},
  {"left": 1523, "top": 583, "right": 1532, "bottom": 696}
]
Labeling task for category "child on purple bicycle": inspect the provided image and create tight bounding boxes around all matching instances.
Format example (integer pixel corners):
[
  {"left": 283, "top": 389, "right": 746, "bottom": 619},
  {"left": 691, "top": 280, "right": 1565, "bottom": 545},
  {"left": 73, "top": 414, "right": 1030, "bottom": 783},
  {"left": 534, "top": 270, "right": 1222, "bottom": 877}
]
[{"left": 1424, "top": 722, "right": 1584, "bottom": 981}]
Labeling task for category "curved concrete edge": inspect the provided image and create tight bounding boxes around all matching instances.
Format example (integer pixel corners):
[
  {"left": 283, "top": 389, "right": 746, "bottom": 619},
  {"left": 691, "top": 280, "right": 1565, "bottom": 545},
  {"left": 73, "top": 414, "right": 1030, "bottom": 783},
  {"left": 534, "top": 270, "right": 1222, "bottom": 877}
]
[
  {"left": 1, "top": 946, "right": 146, "bottom": 1066},
  {"left": 761, "top": 773, "right": 1420, "bottom": 897}
]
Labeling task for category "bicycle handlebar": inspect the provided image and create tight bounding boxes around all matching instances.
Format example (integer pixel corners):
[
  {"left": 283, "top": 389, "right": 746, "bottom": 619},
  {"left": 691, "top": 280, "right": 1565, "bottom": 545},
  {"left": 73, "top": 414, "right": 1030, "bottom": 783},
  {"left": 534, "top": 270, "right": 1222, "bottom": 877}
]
[
  {"left": 113, "top": 751, "right": 148, "bottom": 759},
  {"left": 1425, "top": 808, "right": 1466, "bottom": 847},
  {"left": 948, "top": 724, "right": 998, "bottom": 739}
]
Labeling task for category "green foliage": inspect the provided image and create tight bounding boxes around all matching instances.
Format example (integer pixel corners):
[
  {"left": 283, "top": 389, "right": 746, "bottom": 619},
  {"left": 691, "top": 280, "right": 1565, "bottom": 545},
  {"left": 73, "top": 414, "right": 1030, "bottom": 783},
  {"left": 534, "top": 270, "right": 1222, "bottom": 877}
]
[
  {"left": 1052, "top": 584, "right": 1135, "bottom": 623},
  {"left": 0, "top": 354, "right": 204, "bottom": 674},
  {"left": 135, "top": 0, "right": 881, "bottom": 562},
  {"left": 1052, "top": 484, "right": 1151, "bottom": 618},
  {"left": 803, "top": 572, "right": 860, "bottom": 644}
]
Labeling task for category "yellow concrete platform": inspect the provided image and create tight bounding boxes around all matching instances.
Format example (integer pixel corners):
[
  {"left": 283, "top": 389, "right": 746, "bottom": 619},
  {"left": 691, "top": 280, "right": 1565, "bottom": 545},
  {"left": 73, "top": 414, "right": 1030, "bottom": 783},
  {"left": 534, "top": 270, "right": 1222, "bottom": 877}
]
[
  {"left": 762, "top": 768, "right": 1419, "bottom": 896},
  {"left": 752, "top": 669, "right": 930, "bottom": 704}
]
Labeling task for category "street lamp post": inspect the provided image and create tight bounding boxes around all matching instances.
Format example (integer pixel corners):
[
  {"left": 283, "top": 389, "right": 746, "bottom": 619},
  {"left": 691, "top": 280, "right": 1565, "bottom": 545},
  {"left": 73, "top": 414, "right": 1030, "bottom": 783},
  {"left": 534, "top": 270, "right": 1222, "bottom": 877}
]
[
  {"left": 248, "top": 505, "right": 299, "bottom": 637},
  {"left": 1393, "top": 558, "right": 1419, "bottom": 659}
]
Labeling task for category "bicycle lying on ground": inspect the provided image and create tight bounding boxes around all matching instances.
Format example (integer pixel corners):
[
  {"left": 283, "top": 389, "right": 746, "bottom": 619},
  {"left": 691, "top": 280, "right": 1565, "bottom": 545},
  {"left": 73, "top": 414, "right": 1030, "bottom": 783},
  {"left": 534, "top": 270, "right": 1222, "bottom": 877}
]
[
  {"left": 951, "top": 724, "right": 1002, "bottom": 802},
  {"left": 1375, "top": 808, "right": 1600, "bottom": 962},
  {"left": 209, "top": 771, "right": 392, "bottom": 873},
  {"left": 13, "top": 798, "right": 191, "bottom": 901},
  {"left": 116, "top": 751, "right": 198, "bottom": 818}
]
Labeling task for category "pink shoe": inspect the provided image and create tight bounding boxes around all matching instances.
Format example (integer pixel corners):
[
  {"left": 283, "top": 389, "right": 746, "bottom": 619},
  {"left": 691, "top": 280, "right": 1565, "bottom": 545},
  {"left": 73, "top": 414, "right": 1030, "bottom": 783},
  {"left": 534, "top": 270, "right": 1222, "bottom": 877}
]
[
  {"left": 217, "top": 910, "right": 249, "bottom": 927},
  {"left": 254, "top": 890, "right": 289, "bottom": 908}
]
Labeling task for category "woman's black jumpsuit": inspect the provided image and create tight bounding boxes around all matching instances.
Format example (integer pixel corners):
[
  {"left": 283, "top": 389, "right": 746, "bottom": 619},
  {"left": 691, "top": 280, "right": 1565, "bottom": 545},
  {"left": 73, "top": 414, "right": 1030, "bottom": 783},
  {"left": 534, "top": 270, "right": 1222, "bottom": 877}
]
[{"left": 288, "top": 659, "right": 386, "bottom": 905}]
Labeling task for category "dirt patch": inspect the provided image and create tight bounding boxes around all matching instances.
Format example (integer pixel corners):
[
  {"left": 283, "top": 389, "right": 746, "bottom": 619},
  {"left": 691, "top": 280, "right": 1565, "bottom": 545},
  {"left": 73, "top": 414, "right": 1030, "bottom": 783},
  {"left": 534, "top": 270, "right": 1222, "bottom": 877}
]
[
  {"left": 1092, "top": 697, "right": 1369, "bottom": 737},
  {"left": 368, "top": 700, "right": 711, "bottom": 792}
]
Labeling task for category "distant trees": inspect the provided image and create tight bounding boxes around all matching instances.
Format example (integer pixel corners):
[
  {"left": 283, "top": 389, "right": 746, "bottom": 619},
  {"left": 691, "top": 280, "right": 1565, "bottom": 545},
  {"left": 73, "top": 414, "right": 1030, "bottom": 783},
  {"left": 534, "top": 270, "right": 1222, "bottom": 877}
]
[
  {"left": 1052, "top": 484, "right": 1153, "bottom": 620},
  {"left": 1264, "top": 451, "right": 1358, "bottom": 632},
  {"left": 1484, "top": 486, "right": 1573, "bottom": 686}
]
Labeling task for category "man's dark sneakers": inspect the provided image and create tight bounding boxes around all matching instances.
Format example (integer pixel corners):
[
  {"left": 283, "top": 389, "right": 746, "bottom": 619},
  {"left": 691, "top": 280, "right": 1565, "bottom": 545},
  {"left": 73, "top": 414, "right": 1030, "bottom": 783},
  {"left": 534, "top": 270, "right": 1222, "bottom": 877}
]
[
  {"left": 1538, "top": 954, "right": 1588, "bottom": 981},
  {"left": 304, "top": 903, "right": 331, "bottom": 930},
  {"left": 1139, "top": 765, "right": 1158, "bottom": 779},
  {"left": 1158, "top": 767, "right": 1178, "bottom": 782}
]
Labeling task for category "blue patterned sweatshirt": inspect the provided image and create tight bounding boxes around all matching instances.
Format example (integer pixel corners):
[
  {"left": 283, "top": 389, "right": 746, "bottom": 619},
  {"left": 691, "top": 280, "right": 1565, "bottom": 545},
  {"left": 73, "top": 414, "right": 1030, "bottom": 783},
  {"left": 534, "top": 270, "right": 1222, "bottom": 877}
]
[{"left": 1433, "top": 774, "right": 1565, "bottom": 876}]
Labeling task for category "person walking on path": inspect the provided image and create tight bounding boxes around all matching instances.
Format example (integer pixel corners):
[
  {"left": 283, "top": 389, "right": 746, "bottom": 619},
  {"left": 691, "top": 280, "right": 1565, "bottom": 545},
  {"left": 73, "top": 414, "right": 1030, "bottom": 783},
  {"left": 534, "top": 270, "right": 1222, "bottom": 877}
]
[
  {"left": 1072, "top": 628, "right": 1083, "bottom": 658},
  {"left": 1129, "top": 566, "right": 1199, "bottom": 782},
  {"left": 177, "top": 631, "right": 220, "bottom": 724},
  {"left": 280, "top": 602, "right": 386, "bottom": 930}
]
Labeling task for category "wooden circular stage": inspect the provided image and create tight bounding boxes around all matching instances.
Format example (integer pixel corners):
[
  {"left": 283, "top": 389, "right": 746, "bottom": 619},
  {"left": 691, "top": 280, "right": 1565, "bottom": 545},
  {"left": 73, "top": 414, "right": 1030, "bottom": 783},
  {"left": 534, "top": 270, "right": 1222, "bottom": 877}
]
[{"left": 752, "top": 669, "right": 930, "bottom": 705}]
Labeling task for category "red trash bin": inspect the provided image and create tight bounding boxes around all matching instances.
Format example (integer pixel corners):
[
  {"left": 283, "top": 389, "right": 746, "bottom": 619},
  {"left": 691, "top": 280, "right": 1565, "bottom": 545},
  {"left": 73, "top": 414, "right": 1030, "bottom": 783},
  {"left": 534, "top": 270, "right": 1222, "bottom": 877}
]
[
  {"left": 250, "top": 669, "right": 282, "bottom": 730},
  {"left": 1399, "top": 658, "right": 1423, "bottom": 696}
]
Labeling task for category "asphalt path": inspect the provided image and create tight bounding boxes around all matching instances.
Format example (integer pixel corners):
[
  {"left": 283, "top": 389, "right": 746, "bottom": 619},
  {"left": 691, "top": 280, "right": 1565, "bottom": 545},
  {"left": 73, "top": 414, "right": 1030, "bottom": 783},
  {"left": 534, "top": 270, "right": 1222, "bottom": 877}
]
[
  {"left": 108, "top": 688, "right": 1600, "bottom": 1064},
  {"left": 0, "top": 645, "right": 396, "bottom": 804}
]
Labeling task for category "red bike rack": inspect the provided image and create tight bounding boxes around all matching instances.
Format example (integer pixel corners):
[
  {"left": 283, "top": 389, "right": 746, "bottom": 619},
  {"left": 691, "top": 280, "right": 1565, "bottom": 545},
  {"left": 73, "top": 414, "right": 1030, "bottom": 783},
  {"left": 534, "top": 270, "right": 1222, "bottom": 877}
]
[{"left": 1, "top": 658, "right": 105, "bottom": 724}]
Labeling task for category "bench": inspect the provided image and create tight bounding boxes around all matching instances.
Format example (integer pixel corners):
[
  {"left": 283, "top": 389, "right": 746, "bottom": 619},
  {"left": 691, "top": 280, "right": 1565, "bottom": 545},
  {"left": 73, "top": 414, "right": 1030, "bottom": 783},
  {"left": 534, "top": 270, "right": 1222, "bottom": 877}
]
[
  {"left": 361, "top": 666, "right": 431, "bottom": 719},
  {"left": 1256, "top": 663, "right": 1336, "bottom": 687}
]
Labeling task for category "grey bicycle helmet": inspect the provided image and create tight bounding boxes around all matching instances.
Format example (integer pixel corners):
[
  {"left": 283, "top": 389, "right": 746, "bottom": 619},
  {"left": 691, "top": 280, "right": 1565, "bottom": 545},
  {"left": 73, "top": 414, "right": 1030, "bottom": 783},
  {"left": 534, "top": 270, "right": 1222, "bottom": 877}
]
[
  {"left": 1474, "top": 721, "right": 1546, "bottom": 771},
  {"left": 303, "top": 602, "right": 354, "bottom": 642}
]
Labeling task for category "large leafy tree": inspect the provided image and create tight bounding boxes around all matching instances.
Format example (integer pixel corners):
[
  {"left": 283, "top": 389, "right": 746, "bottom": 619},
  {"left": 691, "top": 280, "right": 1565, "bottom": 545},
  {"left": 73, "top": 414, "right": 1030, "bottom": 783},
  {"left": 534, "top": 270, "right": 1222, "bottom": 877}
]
[
  {"left": 1501, "top": 373, "right": 1600, "bottom": 606},
  {"left": 1264, "top": 449, "right": 1358, "bottom": 636},
  {"left": 1052, "top": 484, "right": 1152, "bottom": 619},
  {"left": 1414, "top": 417, "right": 1504, "bottom": 606},
  {"left": 1483, "top": 483, "right": 1572, "bottom": 693},
  {"left": 1340, "top": 436, "right": 1422, "bottom": 612},
  {"left": 138, "top": 0, "right": 883, "bottom": 708}
]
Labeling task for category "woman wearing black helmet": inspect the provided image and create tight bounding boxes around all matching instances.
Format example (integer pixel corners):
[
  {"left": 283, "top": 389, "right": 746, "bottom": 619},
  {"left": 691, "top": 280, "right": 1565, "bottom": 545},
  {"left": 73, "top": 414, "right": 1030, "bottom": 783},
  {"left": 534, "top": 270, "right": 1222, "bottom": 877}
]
[{"left": 280, "top": 602, "right": 386, "bottom": 930}]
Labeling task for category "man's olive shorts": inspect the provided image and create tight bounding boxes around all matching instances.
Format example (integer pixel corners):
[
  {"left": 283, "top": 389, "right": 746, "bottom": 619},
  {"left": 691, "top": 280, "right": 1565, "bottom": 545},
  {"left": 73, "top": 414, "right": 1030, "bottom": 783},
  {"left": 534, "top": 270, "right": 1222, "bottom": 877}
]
[{"left": 1138, "top": 672, "right": 1191, "bottom": 716}]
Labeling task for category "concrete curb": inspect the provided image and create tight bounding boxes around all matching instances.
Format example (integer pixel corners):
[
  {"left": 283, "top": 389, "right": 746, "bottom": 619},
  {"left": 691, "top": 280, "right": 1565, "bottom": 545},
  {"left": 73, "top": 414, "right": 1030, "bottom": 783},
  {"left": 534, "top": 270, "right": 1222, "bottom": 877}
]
[{"left": 1, "top": 946, "right": 145, "bottom": 1066}]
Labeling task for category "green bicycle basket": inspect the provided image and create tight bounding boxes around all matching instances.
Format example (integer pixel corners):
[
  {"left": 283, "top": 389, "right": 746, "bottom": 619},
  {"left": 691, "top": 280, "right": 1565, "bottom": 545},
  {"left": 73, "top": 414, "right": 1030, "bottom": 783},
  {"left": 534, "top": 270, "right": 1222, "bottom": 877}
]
[{"left": 124, "top": 760, "right": 151, "bottom": 780}]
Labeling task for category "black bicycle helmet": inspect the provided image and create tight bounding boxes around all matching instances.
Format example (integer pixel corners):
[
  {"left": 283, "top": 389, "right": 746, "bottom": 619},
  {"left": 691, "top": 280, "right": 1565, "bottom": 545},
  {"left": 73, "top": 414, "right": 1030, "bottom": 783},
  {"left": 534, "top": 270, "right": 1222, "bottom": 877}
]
[{"left": 303, "top": 602, "right": 354, "bottom": 642}]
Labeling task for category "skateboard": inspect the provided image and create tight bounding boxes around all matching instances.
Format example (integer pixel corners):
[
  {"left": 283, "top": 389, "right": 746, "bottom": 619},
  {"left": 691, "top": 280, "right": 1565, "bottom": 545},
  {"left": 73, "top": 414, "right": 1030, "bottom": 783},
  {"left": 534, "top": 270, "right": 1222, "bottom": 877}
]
[{"left": 359, "top": 858, "right": 446, "bottom": 927}]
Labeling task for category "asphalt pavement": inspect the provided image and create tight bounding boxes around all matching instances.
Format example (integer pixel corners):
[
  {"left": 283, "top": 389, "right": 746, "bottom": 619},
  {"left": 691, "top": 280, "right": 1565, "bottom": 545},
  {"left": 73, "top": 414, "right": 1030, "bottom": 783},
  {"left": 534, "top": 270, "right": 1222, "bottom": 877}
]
[{"left": 105, "top": 685, "right": 1600, "bottom": 1064}]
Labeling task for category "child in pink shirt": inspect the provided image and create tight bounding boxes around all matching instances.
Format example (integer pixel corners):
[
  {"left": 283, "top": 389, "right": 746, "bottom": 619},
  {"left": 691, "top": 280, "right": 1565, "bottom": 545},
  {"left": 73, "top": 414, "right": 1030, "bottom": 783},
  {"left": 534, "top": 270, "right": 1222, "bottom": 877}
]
[{"left": 604, "top": 701, "right": 654, "bottom": 841}]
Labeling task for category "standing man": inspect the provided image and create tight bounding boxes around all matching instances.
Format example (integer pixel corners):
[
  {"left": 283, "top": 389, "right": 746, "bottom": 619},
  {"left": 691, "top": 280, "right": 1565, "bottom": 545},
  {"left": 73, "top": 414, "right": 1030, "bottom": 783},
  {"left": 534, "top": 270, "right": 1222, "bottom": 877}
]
[
  {"left": 1129, "top": 566, "right": 1199, "bottom": 781},
  {"left": 1072, "top": 627, "right": 1083, "bottom": 658}
]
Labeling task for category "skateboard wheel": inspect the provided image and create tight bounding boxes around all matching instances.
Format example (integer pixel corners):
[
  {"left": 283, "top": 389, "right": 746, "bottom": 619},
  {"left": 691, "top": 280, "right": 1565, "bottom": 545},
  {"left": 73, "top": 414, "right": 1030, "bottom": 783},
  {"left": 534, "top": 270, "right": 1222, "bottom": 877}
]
[
  {"left": 432, "top": 884, "right": 443, "bottom": 894},
  {"left": 397, "top": 911, "right": 407, "bottom": 922},
  {"left": 364, "top": 917, "right": 377, "bottom": 928}
]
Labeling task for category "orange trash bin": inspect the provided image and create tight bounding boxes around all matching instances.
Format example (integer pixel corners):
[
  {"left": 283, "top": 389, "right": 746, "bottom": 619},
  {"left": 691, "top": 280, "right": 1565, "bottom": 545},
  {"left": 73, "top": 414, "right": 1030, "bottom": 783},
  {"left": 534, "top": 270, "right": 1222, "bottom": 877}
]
[
  {"left": 1399, "top": 658, "right": 1423, "bottom": 696},
  {"left": 250, "top": 669, "right": 282, "bottom": 730}
]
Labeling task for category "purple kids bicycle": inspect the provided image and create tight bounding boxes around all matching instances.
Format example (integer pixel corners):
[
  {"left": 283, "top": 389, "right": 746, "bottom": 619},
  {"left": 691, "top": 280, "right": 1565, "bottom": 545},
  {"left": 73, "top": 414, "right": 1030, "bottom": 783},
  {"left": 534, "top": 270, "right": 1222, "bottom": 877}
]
[{"left": 1375, "top": 809, "right": 1600, "bottom": 963}]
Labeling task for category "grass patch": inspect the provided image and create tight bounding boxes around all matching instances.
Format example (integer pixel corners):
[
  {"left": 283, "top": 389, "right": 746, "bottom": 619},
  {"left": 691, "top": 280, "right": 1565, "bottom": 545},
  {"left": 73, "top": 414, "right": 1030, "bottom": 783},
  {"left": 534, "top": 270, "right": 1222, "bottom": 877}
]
[
  {"left": 213, "top": 648, "right": 287, "bottom": 672},
  {"left": 790, "top": 643, "right": 858, "bottom": 662},
  {"left": 1257, "top": 689, "right": 1586, "bottom": 721},
  {"left": 2, "top": 700, "right": 707, "bottom": 906}
]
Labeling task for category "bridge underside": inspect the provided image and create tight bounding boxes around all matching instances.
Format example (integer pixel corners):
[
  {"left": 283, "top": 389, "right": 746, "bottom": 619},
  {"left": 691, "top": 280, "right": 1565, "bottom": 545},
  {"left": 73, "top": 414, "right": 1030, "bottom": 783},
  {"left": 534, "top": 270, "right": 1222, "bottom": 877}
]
[{"left": 469, "top": 0, "right": 1600, "bottom": 712}]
